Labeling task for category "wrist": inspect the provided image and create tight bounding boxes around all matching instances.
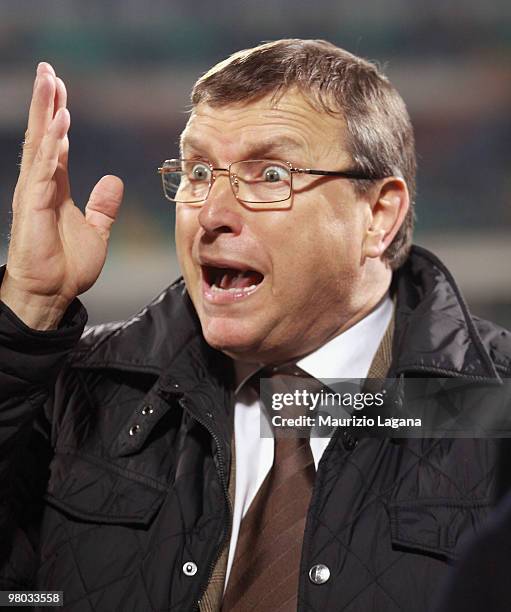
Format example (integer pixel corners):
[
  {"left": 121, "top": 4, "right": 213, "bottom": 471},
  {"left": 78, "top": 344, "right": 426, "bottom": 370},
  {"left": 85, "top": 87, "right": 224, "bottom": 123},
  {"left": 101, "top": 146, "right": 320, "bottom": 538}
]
[{"left": 0, "top": 279, "right": 70, "bottom": 331}]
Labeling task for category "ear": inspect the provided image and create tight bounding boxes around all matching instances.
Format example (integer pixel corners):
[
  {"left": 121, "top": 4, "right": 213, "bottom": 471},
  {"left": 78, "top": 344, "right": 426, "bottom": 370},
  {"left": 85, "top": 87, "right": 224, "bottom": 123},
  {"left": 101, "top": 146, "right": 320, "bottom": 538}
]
[{"left": 362, "top": 177, "right": 410, "bottom": 260}]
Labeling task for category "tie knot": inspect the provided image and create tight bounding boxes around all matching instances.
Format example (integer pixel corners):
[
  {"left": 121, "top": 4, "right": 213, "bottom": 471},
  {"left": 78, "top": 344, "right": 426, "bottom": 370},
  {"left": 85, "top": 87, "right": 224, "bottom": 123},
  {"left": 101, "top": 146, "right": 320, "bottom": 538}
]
[{"left": 249, "top": 364, "right": 321, "bottom": 439}]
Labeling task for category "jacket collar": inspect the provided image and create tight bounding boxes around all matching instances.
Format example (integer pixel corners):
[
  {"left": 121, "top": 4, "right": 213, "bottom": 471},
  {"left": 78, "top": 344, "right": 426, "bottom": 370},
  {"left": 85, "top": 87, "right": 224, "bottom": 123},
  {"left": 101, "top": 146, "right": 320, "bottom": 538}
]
[
  {"left": 74, "top": 245, "right": 499, "bottom": 382},
  {"left": 391, "top": 245, "right": 499, "bottom": 380}
]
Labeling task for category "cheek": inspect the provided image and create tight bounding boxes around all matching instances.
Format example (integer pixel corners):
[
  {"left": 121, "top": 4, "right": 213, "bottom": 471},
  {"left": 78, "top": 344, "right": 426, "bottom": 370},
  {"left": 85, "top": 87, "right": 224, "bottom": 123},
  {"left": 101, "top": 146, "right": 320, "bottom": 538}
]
[
  {"left": 175, "top": 208, "right": 199, "bottom": 271},
  {"left": 272, "top": 205, "right": 363, "bottom": 300},
  {"left": 319, "top": 192, "right": 368, "bottom": 263}
]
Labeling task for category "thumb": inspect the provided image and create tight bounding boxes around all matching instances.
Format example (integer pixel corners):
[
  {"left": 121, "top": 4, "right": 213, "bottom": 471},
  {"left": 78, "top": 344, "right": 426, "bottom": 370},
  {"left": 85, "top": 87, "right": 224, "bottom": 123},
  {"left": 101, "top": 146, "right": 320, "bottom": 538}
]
[{"left": 85, "top": 175, "right": 124, "bottom": 242}]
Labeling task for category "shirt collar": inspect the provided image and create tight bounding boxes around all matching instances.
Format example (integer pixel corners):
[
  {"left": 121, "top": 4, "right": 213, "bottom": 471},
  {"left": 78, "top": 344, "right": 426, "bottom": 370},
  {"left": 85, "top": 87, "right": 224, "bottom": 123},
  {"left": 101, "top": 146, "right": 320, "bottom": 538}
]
[
  {"left": 233, "top": 293, "right": 393, "bottom": 393},
  {"left": 297, "top": 293, "right": 393, "bottom": 380},
  {"left": 233, "top": 360, "right": 261, "bottom": 395}
]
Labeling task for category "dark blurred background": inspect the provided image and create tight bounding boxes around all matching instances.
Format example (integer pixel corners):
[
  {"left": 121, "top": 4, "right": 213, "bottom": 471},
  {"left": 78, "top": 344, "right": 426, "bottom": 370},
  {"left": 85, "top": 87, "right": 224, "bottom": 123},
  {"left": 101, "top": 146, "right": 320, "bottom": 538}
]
[{"left": 1, "top": 0, "right": 510, "bottom": 327}]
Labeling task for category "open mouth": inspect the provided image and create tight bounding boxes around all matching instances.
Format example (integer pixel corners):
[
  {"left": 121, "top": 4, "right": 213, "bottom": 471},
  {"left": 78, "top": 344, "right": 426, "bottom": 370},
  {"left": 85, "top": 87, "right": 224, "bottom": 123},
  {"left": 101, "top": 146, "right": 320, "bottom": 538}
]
[{"left": 202, "top": 265, "right": 264, "bottom": 296}]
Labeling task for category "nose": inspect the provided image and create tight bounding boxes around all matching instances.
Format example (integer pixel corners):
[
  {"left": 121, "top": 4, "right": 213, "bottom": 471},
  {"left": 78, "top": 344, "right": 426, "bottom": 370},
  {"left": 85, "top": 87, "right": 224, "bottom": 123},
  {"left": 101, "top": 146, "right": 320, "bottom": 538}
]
[{"left": 198, "top": 171, "right": 243, "bottom": 236}]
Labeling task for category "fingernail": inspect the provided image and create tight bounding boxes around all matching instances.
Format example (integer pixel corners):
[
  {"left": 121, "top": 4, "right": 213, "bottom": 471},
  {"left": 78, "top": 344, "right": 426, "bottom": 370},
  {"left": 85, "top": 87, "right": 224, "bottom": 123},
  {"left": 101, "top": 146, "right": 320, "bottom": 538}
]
[{"left": 37, "top": 61, "right": 55, "bottom": 76}]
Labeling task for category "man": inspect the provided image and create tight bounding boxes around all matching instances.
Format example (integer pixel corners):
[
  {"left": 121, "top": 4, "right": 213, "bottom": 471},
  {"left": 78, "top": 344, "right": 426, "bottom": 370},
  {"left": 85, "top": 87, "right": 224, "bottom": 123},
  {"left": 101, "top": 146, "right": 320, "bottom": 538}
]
[{"left": 0, "top": 39, "right": 509, "bottom": 611}]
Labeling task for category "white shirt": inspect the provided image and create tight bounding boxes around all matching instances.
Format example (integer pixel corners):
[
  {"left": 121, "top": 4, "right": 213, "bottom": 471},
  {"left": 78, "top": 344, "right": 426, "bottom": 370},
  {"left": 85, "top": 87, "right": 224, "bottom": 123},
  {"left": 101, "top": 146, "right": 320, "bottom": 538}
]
[{"left": 224, "top": 294, "right": 393, "bottom": 588}]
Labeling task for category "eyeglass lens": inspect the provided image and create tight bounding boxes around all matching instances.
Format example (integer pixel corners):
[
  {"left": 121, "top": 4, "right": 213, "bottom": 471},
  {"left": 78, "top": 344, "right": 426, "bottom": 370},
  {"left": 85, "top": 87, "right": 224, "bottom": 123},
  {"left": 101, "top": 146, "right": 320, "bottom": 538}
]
[{"left": 161, "top": 159, "right": 292, "bottom": 205}]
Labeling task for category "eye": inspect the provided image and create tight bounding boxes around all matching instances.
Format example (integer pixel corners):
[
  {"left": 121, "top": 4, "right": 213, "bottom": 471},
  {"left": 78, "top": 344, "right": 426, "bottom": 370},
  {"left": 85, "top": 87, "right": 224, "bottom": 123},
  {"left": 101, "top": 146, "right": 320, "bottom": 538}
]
[
  {"left": 190, "top": 162, "right": 211, "bottom": 181},
  {"left": 263, "top": 165, "right": 288, "bottom": 182}
]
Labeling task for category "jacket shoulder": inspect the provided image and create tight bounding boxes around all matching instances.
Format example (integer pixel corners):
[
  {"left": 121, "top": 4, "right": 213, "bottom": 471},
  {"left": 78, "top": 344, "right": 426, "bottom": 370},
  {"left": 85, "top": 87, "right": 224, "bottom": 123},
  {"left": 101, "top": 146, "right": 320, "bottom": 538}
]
[
  {"left": 74, "top": 320, "right": 126, "bottom": 358},
  {"left": 472, "top": 315, "right": 511, "bottom": 376},
  {"left": 66, "top": 278, "right": 197, "bottom": 372}
]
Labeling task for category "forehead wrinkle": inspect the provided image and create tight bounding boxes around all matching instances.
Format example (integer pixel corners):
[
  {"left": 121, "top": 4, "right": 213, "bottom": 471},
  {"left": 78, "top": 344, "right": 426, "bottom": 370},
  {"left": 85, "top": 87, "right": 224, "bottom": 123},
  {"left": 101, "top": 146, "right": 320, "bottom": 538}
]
[
  {"left": 181, "top": 93, "right": 346, "bottom": 165},
  {"left": 180, "top": 133, "right": 305, "bottom": 162},
  {"left": 181, "top": 119, "right": 314, "bottom": 166}
]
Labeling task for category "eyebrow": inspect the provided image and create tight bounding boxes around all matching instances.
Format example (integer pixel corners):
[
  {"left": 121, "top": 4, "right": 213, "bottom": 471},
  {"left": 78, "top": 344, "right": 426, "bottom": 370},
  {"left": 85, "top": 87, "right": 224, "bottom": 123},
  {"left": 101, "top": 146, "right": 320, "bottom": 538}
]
[{"left": 179, "top": 135, "right": 304, "bottom": 162}]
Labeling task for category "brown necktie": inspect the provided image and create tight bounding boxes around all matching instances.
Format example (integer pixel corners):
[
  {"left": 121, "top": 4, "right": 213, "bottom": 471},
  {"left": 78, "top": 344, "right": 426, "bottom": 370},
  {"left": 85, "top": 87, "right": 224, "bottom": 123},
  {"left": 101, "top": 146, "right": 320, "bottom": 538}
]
[{"left": 222, "top": 368, "right": 316, "bottom": 612}]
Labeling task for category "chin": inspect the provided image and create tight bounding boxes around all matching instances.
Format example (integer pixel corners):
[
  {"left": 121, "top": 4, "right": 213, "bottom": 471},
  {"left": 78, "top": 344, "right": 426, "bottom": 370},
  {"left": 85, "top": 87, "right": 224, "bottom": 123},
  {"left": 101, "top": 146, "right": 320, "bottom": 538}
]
[{"left": 200, "top": 316, "right": 263, "bottom": 359}]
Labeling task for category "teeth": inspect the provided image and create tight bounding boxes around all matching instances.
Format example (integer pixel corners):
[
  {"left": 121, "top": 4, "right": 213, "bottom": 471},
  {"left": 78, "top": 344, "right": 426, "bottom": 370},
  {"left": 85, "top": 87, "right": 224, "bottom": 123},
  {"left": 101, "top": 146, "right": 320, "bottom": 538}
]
[
  {"left": 211, "top": 284, "right": 258, "bottom": 293},
  {"left": 220, "top": 273, "right": 230, "bottom": 290}
]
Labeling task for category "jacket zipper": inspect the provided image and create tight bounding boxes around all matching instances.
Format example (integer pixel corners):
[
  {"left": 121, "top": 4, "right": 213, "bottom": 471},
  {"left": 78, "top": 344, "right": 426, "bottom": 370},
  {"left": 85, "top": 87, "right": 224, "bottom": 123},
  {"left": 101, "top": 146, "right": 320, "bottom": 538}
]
[{"left": 178, "top": 398, "right": 233, "bottom": 612}]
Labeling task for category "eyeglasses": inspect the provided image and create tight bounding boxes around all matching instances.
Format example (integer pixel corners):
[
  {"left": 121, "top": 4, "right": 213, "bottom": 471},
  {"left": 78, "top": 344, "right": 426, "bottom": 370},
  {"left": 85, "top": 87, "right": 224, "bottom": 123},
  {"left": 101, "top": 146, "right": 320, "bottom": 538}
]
[{"left": 157, "top": 158, "right": 381, "bottom": 209}]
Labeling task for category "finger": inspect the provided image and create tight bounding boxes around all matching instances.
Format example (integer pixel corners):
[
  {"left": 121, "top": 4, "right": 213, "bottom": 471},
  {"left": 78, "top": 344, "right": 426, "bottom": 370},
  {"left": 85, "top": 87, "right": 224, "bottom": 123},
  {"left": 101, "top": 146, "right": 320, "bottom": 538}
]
[
  {"left": 19, "top": 62, "right": 57, "bottom": 174},
  {"left": 54, "top": 80, "right": 70, "bottom": 183},
  {"left": 85, "top": 175, "right": 124, "bottom": 242},
  {"left": 58, "top": 134, "right": 69, "bottom": 168},
  {"left": 51, "top": 75, "right": 70, "bottom": 178},
  {"left": 54, "top": 135, "right": 71, "bottom": 201},
  {"left": 54, "top": 77, "right": 67, "bottom": 118},
  {"left": 53, "top": 79, "right": 71, "bottom": 197},
  {"left": 37, "top": 61, "right": 55, "bottom": 78},
  {"left": 26, "top": 108, "right": 71, "bottom": 201},
  {"left": 20, "top": 71, "right": 57, "bottom": 177},
  {"left": 37, "top": 62, "right": 63, "bottom": 118}
]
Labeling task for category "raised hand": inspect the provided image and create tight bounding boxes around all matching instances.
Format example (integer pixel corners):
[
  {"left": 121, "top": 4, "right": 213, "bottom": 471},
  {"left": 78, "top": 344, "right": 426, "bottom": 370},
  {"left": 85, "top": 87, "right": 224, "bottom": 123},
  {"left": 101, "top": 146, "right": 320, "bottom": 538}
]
[{"left": 0, "top": 63, "right": 124, "bottom": 330}]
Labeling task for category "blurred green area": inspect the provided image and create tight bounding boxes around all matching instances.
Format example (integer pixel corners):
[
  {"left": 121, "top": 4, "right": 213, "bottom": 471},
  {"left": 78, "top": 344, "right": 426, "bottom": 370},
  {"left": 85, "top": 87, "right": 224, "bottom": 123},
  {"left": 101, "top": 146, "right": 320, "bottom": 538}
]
[{"left": 0, "top": 0, "right": 509, "bottom": 326}]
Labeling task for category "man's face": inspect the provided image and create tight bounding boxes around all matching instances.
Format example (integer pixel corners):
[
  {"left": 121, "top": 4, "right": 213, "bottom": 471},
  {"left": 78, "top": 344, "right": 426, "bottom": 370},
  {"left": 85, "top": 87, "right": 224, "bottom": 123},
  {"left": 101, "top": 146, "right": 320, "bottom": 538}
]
[{"left": 176, "top": 90, "right": 374, "bottom": 363}]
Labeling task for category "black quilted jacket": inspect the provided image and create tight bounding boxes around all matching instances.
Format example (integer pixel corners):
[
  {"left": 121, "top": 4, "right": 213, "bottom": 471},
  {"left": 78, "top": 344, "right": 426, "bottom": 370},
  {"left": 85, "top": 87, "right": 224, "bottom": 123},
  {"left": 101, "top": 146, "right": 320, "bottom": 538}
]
[{"left": 0, "top": 245, "right": 510, "bottom": 612}]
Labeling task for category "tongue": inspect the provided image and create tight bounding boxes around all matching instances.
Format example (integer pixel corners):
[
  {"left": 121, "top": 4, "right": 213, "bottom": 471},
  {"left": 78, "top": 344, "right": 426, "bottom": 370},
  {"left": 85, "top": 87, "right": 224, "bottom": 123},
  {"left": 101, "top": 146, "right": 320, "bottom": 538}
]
[{"left": 219, "top": 269, "right": 261, "bottom": 289}]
